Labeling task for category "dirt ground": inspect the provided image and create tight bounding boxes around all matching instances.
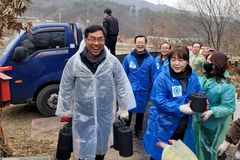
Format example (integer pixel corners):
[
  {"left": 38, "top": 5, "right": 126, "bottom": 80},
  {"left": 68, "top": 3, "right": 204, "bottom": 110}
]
[
  {"left": 1, "top": 104, "right": 55, "bottom": 158},
  {"left": 1, "top": 104, "right": 148, "bottom": 160},
  {"left": 0, "top": 103, "right": 238, "bottom": 160}
]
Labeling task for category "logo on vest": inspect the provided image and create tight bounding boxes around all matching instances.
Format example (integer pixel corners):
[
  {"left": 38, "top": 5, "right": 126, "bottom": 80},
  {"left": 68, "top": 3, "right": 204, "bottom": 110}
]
[
  {"left": 172, "top": 86, "right": 182, "bottom": 97},
  {"left": 129, "top": 61, "right": 136, "bottom": 69}
]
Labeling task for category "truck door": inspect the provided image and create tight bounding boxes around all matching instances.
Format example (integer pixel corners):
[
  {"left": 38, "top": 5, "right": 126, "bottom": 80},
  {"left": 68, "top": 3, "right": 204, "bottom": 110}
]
[
  {"left": 70, "top": 23, "right": 83, "bottom": 48},
  {"left": 9, "top": 26, "right": 70, "bottom": 116}
]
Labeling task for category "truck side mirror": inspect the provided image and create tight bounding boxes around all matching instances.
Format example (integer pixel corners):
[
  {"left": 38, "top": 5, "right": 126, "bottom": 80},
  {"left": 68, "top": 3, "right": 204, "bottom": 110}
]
[{"left": 12, "top": 47, "right": 28, "bottom": 61}]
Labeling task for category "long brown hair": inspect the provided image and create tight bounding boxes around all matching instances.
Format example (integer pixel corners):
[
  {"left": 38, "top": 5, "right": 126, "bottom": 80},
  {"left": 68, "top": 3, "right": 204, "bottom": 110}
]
[{"left": 211, "top": 51, "right": 230, "bottom": 81}]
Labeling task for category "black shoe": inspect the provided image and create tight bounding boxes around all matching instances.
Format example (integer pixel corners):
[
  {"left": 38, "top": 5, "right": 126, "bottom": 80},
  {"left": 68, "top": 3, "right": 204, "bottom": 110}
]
[{"left": 134, "top": 131, "right": 143, "bottom": 140}]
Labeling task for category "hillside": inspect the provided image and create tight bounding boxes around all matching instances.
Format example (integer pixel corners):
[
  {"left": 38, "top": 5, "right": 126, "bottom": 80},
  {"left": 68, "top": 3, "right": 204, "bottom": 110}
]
[{"left": 24, "top": 0, "right": 191, "bottom": 39}]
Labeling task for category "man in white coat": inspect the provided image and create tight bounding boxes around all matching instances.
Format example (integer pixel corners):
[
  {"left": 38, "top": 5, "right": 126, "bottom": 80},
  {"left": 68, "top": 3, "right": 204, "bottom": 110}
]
[{"left": 56, "top": 24, "right": 136, "bottom": 160}]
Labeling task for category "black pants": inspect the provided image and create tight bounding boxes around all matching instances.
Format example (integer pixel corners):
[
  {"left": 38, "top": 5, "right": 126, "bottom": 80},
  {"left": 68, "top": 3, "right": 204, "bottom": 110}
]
[
  {"left": 105, "top": 36, "right": 117, "bottom": 55},
  {"left": 126, "top": 112, "right": 144, "bottom": 137},
  {"left": 79, "top": 154, "right": 105, "bottom": 160}
]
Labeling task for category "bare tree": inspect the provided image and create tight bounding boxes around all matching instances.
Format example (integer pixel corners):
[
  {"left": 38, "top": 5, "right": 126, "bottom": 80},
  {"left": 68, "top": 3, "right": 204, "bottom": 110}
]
[
  {"left": 184, "top": 0, "right": 239, "bottom": 50},
  {"left": 0, "top": 0, "right": 31, "bottom": 156},
  {"left": 0, "top": 0, "right": 32, "bottom": 39}
]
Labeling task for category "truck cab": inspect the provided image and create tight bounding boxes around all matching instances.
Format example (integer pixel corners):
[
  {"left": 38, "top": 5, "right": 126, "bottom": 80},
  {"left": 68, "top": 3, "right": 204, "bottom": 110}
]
[{"left": 0, "top": 23, "right": 83, "bottom": 116}]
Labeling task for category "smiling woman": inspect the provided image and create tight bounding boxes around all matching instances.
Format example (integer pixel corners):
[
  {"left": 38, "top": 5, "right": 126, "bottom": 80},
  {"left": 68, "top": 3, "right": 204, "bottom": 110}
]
[{"left": 143, "top": 46, "right": 202, "bottom": 160}]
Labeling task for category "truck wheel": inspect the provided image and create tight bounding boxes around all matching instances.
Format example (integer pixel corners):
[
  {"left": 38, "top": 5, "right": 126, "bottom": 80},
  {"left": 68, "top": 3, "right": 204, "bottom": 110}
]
[{"left": 37, "top": 84, "right": 59, "bottom": 116}]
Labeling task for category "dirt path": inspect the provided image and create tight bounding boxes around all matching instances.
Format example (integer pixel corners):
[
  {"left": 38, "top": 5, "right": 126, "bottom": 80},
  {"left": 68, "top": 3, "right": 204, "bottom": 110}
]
[
  {"left": 1, "top": 104, "right": 148, "bottom": 160},
  {"left": 2, "top": 104, "right": 56, "bottom": 158},
  {"left": 1, "top": 103, "right": 237, "bottom": 160}
]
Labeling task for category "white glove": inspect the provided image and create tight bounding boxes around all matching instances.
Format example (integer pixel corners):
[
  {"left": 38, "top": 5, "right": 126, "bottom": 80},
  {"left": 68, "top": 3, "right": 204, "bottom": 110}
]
[
  {"left": 117, "top": 107, "right": 129, "bottom": 121},
  {"left": 218, "top": 140, "right": 230, "bottom": 156},
  {"left": 235, "top": 150, "right": 240, "bottom": 159},
  {"left": 201, "top": 110, "right": 213, "bottom": 121},
  {"left": 179, "top": 102, "right": 194, "bottom": 114}
]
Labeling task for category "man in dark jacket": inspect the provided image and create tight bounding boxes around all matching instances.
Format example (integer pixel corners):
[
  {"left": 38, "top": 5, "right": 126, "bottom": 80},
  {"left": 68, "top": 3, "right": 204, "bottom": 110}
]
[{"left": 103, "top": 8, "right": 119, "bottom": 55}]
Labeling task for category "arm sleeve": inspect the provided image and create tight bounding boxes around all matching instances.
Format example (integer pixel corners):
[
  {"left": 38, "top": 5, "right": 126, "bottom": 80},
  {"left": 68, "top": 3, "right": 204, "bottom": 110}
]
[
  {"left": 116, "top": 18, "right": 119, "bottom": 34},
  {"left": 103, "top": 18, "right": 109, "bottom": 35},
  {"left": 195, "top": 74, "right": 203, "bottom": 93},
  {"left": 150, "top": 76, "right": 184, "bottom": 117},
  {"left": 211, "top": 84, "right": 236, "bottom": 118},
  {"left": 55, "top": 58, "right": 75, "bottom": 117},
  {"left": 113, "top": 58, "right": 136, "bottom": 111},
  {"left": 150, "top": 58, "right": 157, "bottom": 83},
  {"left": 122, "top": 56, "right": 129, "bottom": 75}
]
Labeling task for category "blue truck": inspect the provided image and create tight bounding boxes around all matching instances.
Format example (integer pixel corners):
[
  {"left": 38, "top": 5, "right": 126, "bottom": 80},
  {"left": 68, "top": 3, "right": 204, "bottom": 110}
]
[
  {"left": 0, "top": 23, "right": 83, "bottom": 116},
  {"left": 0, "top": 22, "right": 160, "bottom": 117}
]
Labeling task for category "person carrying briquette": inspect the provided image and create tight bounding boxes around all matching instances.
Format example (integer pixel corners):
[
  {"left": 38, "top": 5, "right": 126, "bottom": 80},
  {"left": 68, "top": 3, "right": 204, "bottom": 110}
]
[{"left": 56, "top": 24, "right": 136, "bottom": 160}]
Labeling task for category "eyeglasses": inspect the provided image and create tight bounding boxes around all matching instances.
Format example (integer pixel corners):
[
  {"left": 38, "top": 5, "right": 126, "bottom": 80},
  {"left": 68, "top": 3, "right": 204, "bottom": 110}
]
[
  {"left": 160, "top": 47, "right": 170, "bottom": 50},
  {"left": 87, "top": 37, "right": 105, "bottom": 43}
]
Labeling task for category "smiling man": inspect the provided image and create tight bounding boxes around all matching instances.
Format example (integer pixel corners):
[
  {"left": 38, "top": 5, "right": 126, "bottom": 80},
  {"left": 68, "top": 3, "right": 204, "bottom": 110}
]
[
  {"left": 56, "top": 25, "right": 136, "bottom": 160},
  {"left": 122, "top": 35, "right": 156, "bottom": 139}
]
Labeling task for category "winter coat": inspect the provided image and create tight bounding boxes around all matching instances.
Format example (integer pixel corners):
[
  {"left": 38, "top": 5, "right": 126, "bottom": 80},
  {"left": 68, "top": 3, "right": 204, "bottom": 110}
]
[
  {"left": 143, "top": 66, "right": 202, "bottom": 160},
  {"left": 189, "top": 52, "right": 206, "bottom": 76},
  {"left": 193, "top": 75, "right": 236, "bottom": 160},
  {"left": 155, "top": 55, "right": 169, "bottom": 75},
  {"left": 122, "top": 50, "right": 156, "bottom": 113},
  {"left": 103, "top": 15, "right": 119, "bottom": 37}
]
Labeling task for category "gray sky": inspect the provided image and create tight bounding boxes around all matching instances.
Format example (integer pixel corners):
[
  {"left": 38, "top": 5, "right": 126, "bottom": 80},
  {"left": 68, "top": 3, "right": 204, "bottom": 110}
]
[{"left": 144, "top": 0, "right": 189, "bottom": 9}]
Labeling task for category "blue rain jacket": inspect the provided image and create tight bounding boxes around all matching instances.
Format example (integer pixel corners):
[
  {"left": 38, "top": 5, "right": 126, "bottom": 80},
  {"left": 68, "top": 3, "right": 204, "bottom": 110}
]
[
  {"left": 155, "top": 55, "right": 169, "bottom": 75},
  {"left": 143, "top": 66, "right": 202, "bottom": 160},
  {"left": 123, "top": 50, "right": 156, "bottom": 113}
]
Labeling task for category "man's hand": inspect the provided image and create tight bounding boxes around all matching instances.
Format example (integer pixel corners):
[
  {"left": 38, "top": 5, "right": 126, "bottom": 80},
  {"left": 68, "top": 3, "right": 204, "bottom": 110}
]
[
  {"left": 60, "top": 116, "right": 72, "bottom": 122},
  {"left": 117, "top": 107, "right": 129, "bottom": 121},
  {"left": 218, "top": 140, "right": 230, "bottom": 156},
  {"left": 179, "top": 102, "right": 194, "bottom": 115},
  {"left": 201, "top": 110, "right": 213, "bottom": 121}
]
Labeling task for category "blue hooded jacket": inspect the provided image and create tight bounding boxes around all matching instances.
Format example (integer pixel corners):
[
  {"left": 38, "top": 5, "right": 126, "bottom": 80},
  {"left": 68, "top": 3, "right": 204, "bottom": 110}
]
[
  {"left": 122, "top": 49, "right": 156, "bottom": 113},
  {"left": 143, "top": 66, "right": 202, "bottom": 160},
  {"left": 155, "top": 54, "right": 169, "bottom": 75}
]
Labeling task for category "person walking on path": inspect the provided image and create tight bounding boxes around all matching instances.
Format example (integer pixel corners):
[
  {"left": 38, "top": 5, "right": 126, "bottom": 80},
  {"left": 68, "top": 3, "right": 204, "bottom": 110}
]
[{"left": 56, "top": 25, "right": 136, "bottom": 160}]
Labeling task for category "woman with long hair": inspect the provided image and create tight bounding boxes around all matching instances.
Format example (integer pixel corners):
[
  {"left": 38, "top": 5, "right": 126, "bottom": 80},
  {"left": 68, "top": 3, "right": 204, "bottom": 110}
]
[{"left": 193, "top": 51, "right": 236, "bottom": 160}]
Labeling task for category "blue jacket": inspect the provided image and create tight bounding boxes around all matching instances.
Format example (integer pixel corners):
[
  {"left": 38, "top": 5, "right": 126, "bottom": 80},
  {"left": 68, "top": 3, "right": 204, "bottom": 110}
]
[
  {"left": 122, "top": 50, "right": 156, "bottom": 113},
  {"left": 155, "top": 55, "right": 169, "bottom": 75},
  {"left": 143, "top": 66, "right": 202, "bottom": 160}
]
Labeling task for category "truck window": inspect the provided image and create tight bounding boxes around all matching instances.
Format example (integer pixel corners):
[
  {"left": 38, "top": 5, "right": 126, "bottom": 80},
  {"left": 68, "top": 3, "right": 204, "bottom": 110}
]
[
  {"left": 21, "top": 31, "right": 65, "bottom": 54},
  {"left": 71, "top": 25, "right": 79, "bottom": 46}
]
